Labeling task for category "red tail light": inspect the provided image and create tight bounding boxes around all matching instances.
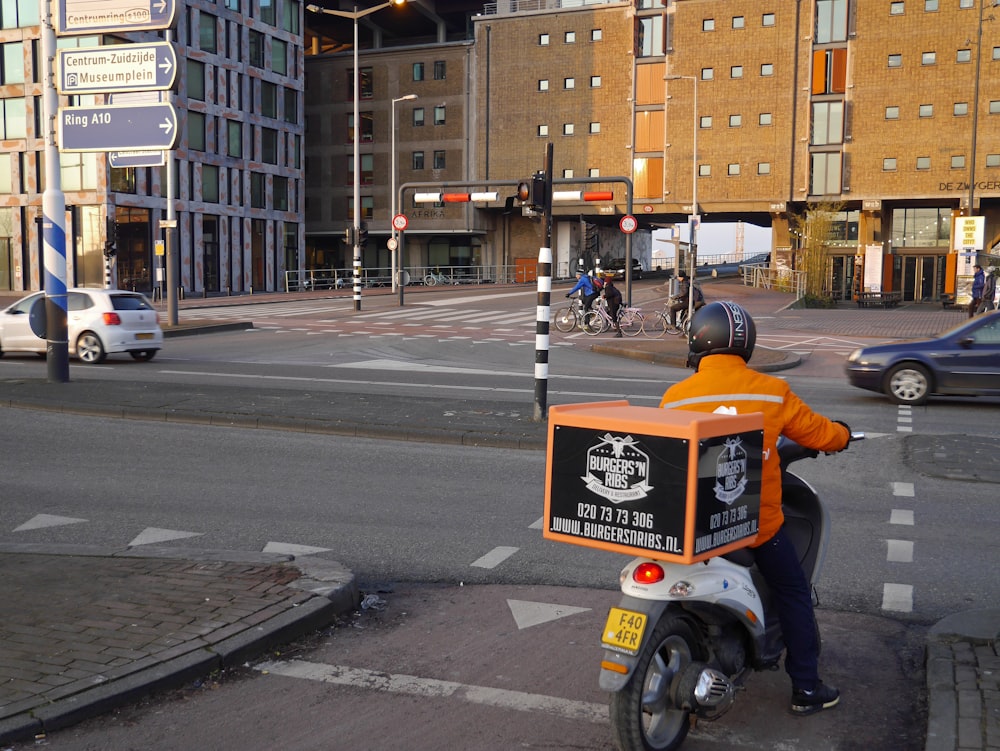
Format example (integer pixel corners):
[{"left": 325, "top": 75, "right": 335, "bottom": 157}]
[
  {"left": 633, "top": 562, "right": 665, "bottom": 584},
  {"left": 102, "top": 312, "right": 122, "bottom": 325}
]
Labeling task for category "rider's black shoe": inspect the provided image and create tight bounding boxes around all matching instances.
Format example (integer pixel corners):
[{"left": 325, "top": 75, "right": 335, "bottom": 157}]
[{"left": 790, "top": 682, "right": 840, "bottom": 715}]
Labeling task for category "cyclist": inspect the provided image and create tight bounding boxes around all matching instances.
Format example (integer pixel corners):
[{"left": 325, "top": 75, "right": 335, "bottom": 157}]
[
  {"left": 601, "top": 274, "right": 623, "bottom": 337},
  {"left": 566, "top": 271, "right": 599, "bottom": 313},
  {"left": 668, "top": 270, "right": 705, "bottom": 327}
]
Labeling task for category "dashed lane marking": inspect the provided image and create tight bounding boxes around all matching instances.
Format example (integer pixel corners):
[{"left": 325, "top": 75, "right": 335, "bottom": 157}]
[
  {"left": 892, "top": 482, "right": 915, "bottom": 496},
  {"left": 254, "top": 659, "right": 608, "bottom": 724},
  {"left": 470, "top": 546, "right": 519, "bottom": 569},
  {"left": 886, "top": 539, "right": 915, "bottom": 563},
  {"left": 882, "top": 583, "right": 914, "bottom": 612},
  {"left": 890, "top": 509, "right": 914, "bottom": 525}
]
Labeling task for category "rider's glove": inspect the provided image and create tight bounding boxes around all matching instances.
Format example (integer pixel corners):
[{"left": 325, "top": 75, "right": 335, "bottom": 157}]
[
  {"left": 829, "top": 420, "right": 852, "bottom": 453},
  {"left": 565, "top": 294, "right": 571, "bottom": 298}
]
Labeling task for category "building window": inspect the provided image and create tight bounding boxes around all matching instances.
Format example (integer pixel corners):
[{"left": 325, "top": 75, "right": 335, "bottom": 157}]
[
  {"left": 188, "top": 111, "right": 206, "bottom": 151},
  {"left": 728, "top": 163, "right": 741, "bottom": 175},
  {"left": 1, "top": 42, "right": 25, "bottom": 84},
  {"left": 890, "top": 1, "right": 904, "bottom": 14},
  {"left": 261, "top": 127, "right": 278, "bottom": 163},
  {"left": 883, "top": 158, "right": 897, "bottom": 171},
  {"left": 589, "top": 121, "right": 600, "bottom": 134},
  {"left": 250, "top": 173, "right": 265, "bottom": 208},
  {"left": 539, "top": 33, "right": 549, "bottom": 45},
  {"left": 957, "top": 49, "right": 972, "bottom": 63},
  {"left": 961, "top": 0, "right": 975, "bottom": 7},
  {"left": 272, "top": 39, "right": 287, "bottom": 76},
  {"left": 951, "top": 155, "right": 966, "bottom": 169},
  {"left": 412, "top": 151, "right": 424, "bottom": 169},
  {"left": 702, "top": 18, "right": 714, "bottom": 31},
  {"left": 538, "top": 79, "right": 549, "bottom": 91},
  {"left": 761, "top": 63, "right": 774, "bottom": 76},
  {"left": 700, "top": 115, "right": 712, "bottom": 128},
  {"left": 538, "top": 124, "right": 549, "bottom": 136},
  {"left": 888, "top": 54, "right": 902, "bottom": 68},
  {"left": 413, "top": 62, "right": 424, "bottom": 81},
  {"left": 413, "top": 108, "right": 424, "bottom": 126},
  {"left": 916, "top": 156, "right": 931, "bottom": 170},
  {"left": 757, "top": 162, "right": 771, "bottom": 175},
  {"left": 762, "top": 13, "right": 775, "bottom": 26},
  {"left": 921, "top": 51, "right": 936, "bottom": 65},
  {"left": 759, "top": 112, "right": 773, "bottom": 125},
  {"left": 986, "top": 154, "right": 1000, "bottom": 167},
  {"left": 227, "top": 120, "right": 242, "bottom": 157},
  {"left": 589, "top": 168, "right": 600, "bottom": 177},
  {"left": 698, "top": 164, "right": 711, "bottom": 177},
  {"left": 350, "top": 154, "right": 373, "bottom": 185},
  {"left": 249, "top": 30, "right": 264, "bottom": 67},
  {"left": 433, "top": 105, "right": 445, "bottom": 125},
  {"left": 284, "top": 87, "right": 297, "bottom": 123},
  {"left": 347, "top": 67, "right": 373, "bottom": 99},
  {"left": 199, "top": 13, "right": 217, "bottom": 53},
  {"left": 1, "top": 98, "right": 26, "bottom": 139},
  {"left": 919, "top": 104, "right": 934, "bottom": 117},
  {"left": 564, "top": 77, "right": 575, "bottom": 89},
  {"left": 731, "top": 65, "right": 743, "bottom": 78},
  {"left": 638, "top": 16, "right": 664, "bottom": 56},
  {"left": 812, "top": 101, "right": 844, "bottom": 145},
  {"left": 815, "top": 0, "right": 848, "bottom": 43},
  {"left": 924, "top": 0, "right": 938, "bottom": 10},
  {"left": 991, "top": 101, "right": 1000, "bottom": 114},
  {"left": 202, "top": 165, "right": 219, "bottom": 203},
  {"left": 188, "top": 59, "right": 205, "bottom": 100},
  {"left": 810, "top": 152, "right": 841, "bottom": 194},
  {"left": 590, "top": 75, "right": 601, "bottom": 87},
  {"left": 348, "top": 112, "right": 373, "bottom": 143},
  {"left": 433, "top": 150, "right": 445, "bottom": 169},
  {"left": 732, "top": 15, "right": 744, "bottom": 29},
  {"left": 272, "top": 176, "right": 288, "bottom": 210},
  {"left": 261, "top": 80, "right": 277, "bottom": 118},
  {"left": 433, "top": 60, "right": 446, "bottom": 80},
  {"left": 563, "top": 123, "right": 574, "bottom": 135},
  {"left": 729, "top": 114, "right": 742, "bottom": 127},
  {"left": 885, "top": 106, "right": 900, "bottom": 119},
  {"left": 954, "top": 102, "right": 969, "bottom": 116},
  {"left": 591, "top": 29, "right": 602, "bottom": 41},
  {"left": 701, "top": 67, "right": 714, "bottom": 80},
  {"left": 564, "top": 31, "right": 575, "bottom": 43},
  {"left": 563, "top": 169, "right": 574, "bottom": 178}
]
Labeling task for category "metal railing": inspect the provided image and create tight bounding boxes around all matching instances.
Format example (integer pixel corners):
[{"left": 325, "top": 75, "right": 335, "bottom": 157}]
[
  {"left": 283, "top": 264, "right": 554, "bottom": 292},
  {"left": 740, "top": 263, "right": 807, "bottom": 298}
]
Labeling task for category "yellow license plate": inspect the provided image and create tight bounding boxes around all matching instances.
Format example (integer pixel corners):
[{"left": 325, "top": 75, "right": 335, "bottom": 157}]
[
  {"left": 601, "top": 607, "right": 647, "bottom": 655},
  {"left": 135, "top": 333, "right": 154, "bottom": 340}
]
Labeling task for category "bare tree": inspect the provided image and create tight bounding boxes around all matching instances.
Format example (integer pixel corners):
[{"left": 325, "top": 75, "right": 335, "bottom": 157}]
[{"left": 788, "top": 201, "right": 845, "bottom": 301}]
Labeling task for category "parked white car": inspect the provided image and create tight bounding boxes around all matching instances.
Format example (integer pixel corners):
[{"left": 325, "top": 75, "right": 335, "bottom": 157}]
[{"left": 0, "top": 288, "right": 162, "bottom": 364}]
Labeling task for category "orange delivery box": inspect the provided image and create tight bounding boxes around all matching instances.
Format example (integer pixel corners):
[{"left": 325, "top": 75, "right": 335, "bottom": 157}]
[{"left": 543, "top": 401, "right": 764, "bottom": 565}]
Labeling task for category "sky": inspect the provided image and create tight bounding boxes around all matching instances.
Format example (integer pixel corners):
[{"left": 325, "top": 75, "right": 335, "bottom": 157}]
[{"left": 653, "top": 222, "right": 773, "bottom": 260}]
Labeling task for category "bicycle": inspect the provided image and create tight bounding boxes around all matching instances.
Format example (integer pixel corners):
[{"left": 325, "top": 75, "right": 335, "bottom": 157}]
[
  {"left": 642, "top": 297, "right": 704, "bottom": 338},
  {"left": 423, "top": 270, "right": 453, "bottom": 286},
  {"left": 553, "top": 295, "right": 589, "bottom": 332},
  {"left": 582, "top": 298, "right": 644, "bottom": 337}
]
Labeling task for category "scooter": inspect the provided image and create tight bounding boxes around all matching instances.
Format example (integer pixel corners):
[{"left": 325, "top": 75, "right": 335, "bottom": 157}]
[{"left": 598, "top": 432, "right": 863, "bottom": 751}]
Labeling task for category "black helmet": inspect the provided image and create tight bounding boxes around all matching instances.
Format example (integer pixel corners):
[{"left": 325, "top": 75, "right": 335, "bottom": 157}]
[{"left": 688, "top": 301, "right": 756, "bottom": 363}]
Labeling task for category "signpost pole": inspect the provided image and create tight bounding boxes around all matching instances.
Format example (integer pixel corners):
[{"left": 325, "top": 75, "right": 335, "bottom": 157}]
[
  {"left": 164, "top": 29, "right": 178, "bottom": 326},
  {"left": 42, "top": 0, "right": 69, "bottom": 383}
]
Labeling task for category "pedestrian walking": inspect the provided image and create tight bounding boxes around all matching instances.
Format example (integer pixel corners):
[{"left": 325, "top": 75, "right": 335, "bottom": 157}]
[
  {"left": 969, "top": 265, "right": 984, "bottom": 318},
  {"left": 978, "top": 266, "right": 996, "bottom": 313}
]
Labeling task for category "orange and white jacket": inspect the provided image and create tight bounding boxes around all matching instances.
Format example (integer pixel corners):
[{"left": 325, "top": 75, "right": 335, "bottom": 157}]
[{"left": 659, "top": 354, "right": 849, "bottom": 546}]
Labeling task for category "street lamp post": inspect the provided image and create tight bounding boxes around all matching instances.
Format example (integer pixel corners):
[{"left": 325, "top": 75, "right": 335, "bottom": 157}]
[
  {"left": 391, "top": 94, "right": 417, "bottom": 293},
  {"left": 306, "top": 1, "right": 406, "bottom": 311},
  {"left": 666, "top": 74, "right": 698, "bottom": 328}
]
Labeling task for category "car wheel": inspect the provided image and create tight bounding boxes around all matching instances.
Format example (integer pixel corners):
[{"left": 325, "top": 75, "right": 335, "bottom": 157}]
[
  {"left": 130, "top": 350, "right": 158, "bottom": 362},
  {"left": 885, "top": 362, "right": 931, "bottom": 405},
  {"left": 76, "top": 332, "right": 107, "bottom": 364}
]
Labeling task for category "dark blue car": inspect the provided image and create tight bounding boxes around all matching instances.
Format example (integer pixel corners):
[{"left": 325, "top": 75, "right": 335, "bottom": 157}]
[{"left": 845, "top": 311, "right": 1000, "bottom": 405}]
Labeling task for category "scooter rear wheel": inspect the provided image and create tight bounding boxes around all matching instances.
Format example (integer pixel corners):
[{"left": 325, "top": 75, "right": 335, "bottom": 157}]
[{"left": 609, "top": 615, "right": 700, "bottom": 751}]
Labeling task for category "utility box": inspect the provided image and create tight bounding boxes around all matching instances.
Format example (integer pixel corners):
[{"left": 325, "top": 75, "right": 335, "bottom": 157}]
[{"left": 544, "top": 401, "right": 764, "bottom": 565}]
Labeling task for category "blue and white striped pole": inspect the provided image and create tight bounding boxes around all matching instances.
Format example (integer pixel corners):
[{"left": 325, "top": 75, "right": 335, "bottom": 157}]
[
  {"left": 41, "top": 0, "right": 68, "bottom": 382},
  {"left": 534, "top": 245, "right": 552, "bottom": 421}
]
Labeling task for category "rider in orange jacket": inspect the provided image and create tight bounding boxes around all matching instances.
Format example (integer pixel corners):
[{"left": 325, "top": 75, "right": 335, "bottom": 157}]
[{"left": 659, "top": 300, "right": 850, "bottom": 716}]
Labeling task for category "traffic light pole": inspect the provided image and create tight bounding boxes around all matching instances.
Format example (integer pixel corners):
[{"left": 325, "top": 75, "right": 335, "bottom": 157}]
[{"left": 533, "top": 143, "right": 554, "bottom": 421}]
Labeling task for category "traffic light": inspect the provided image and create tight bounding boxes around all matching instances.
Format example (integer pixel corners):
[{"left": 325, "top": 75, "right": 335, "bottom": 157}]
[
  {"left": 358, "top": 222, "right": 369, "bottom": 247},
  {"left": 516, "top": 172, "right": 547, "bottom": 211},
  {"left": 104, "top": 218, "right": 117, "bottom": 259},
  {"left": 344, "top": 226, "right": 355, "bottom": 246}
]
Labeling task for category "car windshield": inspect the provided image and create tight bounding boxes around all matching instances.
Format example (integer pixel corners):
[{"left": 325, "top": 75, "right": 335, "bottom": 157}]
[{"left": 110, "top": 294, "right": 154, "bottom": 311}]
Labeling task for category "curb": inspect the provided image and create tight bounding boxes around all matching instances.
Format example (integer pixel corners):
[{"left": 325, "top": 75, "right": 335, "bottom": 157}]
[
  {"left": 0, "top": 545, "right": 359, "bottom": 747},
  {"left": 590, "top": 343, "right": 801, "bottom": 372}
]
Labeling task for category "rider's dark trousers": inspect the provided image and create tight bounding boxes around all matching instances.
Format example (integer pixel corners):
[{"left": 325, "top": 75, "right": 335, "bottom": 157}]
[{"left": 751, "top": 526, "right": 820, "bottom": 690}]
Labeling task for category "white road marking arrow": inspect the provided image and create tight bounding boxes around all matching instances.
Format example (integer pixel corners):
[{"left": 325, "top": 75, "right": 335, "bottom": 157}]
[
  {"left": 507, "top": 599, "right": 591, "bottom": 630},
  {"left": 14, "top": 514, "right": 87, "bottom": 532},
  {"left": 262, "top": 542, "right": 331, "bottom": 556},
  {"left": 128, "top": 527, "right": 202, "bottom": 547}
]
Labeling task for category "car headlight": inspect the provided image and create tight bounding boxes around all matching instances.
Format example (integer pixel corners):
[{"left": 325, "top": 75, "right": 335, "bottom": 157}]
[{"left": 847, "top": 348, "right": 863, "bottom": 363}]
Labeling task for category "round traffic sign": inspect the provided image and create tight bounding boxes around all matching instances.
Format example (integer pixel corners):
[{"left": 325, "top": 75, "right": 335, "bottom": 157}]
[
  {"left": 392, "top": 214, "right": 409, "bottom": 231},
  {"left": 386, "top": 237, "right": 398, "bottom": 251},
  {"left": 619, "top": 215, "right": 638, "bottom": 234}
]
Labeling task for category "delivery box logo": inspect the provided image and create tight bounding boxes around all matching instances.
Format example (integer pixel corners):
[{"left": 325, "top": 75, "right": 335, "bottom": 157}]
[
  {"left": 713, "top": 436, "right": 749, "bottom": 505},
  {"left": 582, "top": 433, "right": 653, "bottom": 504}
]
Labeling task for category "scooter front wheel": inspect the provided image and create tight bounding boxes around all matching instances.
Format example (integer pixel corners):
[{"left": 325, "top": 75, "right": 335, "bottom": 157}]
[{"left": 609, "top": 615, "right": 699, "bottom": 751}]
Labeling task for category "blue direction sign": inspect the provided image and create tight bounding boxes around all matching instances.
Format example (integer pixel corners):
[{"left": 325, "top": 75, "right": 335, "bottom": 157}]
[
  {"left": 109, "top": 151, "right": 166, "bottom": 168},
  {"left": 57, "top": 42, "right": 176, "bottom": 95},
  {"left": 57, "top": 103, "right": 178, "bottom": 152},
  {"left": 57, "top": 0, "right": 176, "bottom": 34}
]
